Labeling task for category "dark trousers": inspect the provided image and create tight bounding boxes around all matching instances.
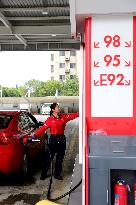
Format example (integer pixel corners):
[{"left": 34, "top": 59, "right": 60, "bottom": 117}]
[{"left": 41, "top": 135, "right": 66, "bottom": 177}]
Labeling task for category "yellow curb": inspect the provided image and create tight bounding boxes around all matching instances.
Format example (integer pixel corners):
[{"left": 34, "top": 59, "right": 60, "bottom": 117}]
[{"left": 35, "top": 199, "right": 60, "bottom": 205}]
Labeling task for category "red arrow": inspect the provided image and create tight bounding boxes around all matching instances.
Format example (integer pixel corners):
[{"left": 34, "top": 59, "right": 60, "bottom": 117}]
[
  {"left": 125, "top": 80, "right": 130, "bottom": 86},
  {"left": 94, "top": 80, "right": 99, "bottom": 86},
  {"left": 94, "top": 42, "right": 100, "bottom": 48},
  {"left": 125, "top": 41, "right": 131, "bottom": 47},
  {"left": 94, "top": 61, "right": 100, "bottom": 67},
  {"left": 125, "top": 60, "right": 131, "bottom": 67}
]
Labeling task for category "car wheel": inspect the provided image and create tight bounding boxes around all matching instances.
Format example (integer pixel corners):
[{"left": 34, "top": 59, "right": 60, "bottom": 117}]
[{"left": 22, "top": 153, "right": 30, "bottom": 177}]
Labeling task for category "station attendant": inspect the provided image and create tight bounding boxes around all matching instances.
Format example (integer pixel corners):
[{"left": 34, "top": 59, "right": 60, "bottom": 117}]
[{"left": 35, "top": 103, "right": 79, "bottom": 180}]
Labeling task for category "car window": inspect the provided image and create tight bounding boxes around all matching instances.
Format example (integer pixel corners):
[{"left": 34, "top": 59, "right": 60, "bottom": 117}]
[
  {"left": 0, "top": 114, "right": 13, "bottom": 129},
  {"left": 18, "top": 113, "right": 36, "bottom": 131}
]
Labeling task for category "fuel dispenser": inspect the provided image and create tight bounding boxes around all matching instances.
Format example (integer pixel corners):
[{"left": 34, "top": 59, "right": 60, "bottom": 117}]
[{"left": 83, "top": 15, "right": 136, "bottom": 205}]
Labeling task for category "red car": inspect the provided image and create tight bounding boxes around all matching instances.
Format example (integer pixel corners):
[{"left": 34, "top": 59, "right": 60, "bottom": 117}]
[{"left": 0, "top": 110, "right": 47, "bottom": 175}]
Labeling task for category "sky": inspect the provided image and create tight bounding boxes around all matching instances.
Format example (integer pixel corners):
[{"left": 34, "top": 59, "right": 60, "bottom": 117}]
[{"left": 0, "top": 51, "right": 51, "bottom": 87}]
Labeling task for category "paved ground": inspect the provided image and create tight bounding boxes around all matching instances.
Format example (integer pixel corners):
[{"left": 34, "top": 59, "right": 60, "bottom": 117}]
[{"left": 0, "top": 117, "right": 79, "bottom": 205}]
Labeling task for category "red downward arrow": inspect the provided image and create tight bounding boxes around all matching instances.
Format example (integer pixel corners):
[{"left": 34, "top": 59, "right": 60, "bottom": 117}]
[
  {"left": 94, "top": 42, "right": 100, "bottom": 48},
  {"left": 94, "top": 80, "right": 99, "bottom": 86},
  {"left": 94, "top": 61, "right": 100, "bottom": 67},
  {"left": 125, "top": 80, "right": 130, "bottom": 86},
  {"left": 125, "top": 60, "right": 131, "bottom": 67},
  {"left": 125, "top": 41, "right": 131, "bottom": 47}
]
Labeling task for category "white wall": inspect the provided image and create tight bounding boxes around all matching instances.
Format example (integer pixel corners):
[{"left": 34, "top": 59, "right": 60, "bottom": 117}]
[{"left": 76, "top": 0, "right": 136, "bottom": 14}]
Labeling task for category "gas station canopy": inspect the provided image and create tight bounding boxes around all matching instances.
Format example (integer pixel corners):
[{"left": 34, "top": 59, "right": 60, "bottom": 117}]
[
  {"left": 1, "top": 0, "right": 136, "bottom": 51},
  {"left": 0, "top": 0, "right": 80, "bottom": 51}
]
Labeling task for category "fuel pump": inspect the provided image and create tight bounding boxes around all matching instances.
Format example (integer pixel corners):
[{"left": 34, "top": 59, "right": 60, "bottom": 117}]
[{"left": 84, "top": 14, "right": 136, "bottom": 205}]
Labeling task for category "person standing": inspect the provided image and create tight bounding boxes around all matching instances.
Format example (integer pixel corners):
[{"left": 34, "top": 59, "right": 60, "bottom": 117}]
[{"left": 35, "top": 103, "right": 79, "bottom": 180}]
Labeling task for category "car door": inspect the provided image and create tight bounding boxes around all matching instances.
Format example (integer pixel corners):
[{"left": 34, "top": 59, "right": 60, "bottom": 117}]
[
  {"left": 17, "top": 112, "right": 45, "bottom": 158},
  {"left": 27, "top": 112, "right": 46, "bottom": 152}
]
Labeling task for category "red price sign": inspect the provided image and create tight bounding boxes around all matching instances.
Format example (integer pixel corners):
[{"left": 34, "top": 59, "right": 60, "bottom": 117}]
[
  {"left": 99, "top": 74, "right": 130, "bottom": 86},
  {"left": 104, "top": 55, "right": 120, "bottom": 67},
  {"left": 104, "top": 35, "right": 121, "bottom": 47},
  {"left": 91, "top": 16, "right": 133, "bottom": 117},
  {"left": 93, "top": 34, "right": 131, "bottom": 85}
]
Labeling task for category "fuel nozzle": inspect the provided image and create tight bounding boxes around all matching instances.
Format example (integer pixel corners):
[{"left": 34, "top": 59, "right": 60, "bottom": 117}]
[
  {"left": 22, "top": 136, "right": 40, "bottom": 145},
  {"left": 22, "top": 137, "right": 32, "bottom": 145},
  {"left": 31, "top": 135, "right": 40, "bottom": 142}
]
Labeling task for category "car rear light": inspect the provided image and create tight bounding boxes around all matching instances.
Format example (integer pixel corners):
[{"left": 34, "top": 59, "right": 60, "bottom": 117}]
[{"left": 0, "top": 134, "right": 15, "bottom": 145}]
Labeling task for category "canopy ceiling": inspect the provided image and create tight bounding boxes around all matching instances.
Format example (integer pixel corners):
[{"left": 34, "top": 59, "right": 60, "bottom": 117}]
[{"left": 0, "top": 0, "right": 80, "bottom": 51}]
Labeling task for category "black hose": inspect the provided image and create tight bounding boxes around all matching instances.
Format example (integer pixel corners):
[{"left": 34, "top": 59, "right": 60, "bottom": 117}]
[
  {"left": 45, "top": 142, "right": 53, "bottom": 199},
  {"left": 46, "top": 149, "right": 53, "bottom": 199},
  {"left": 46, "top": 144, "right": 82, "bottom": 202},
  {"left": 47, "top": 172, "right": 53, "bottom": 199},
  {"left": 48, "top": 179, "right": 82, "bottom": 202}
]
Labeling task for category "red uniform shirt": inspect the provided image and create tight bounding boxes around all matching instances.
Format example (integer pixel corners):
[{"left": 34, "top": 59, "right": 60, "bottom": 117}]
[{"left": 35, "top": 112, "right": 79, "bottom": 137}]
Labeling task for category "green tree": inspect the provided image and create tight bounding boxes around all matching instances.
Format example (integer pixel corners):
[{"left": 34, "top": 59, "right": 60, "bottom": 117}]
[
  {"left": 23, "top": 79, "right": 62, "bottom": 97},
  {"left": 61, "top": 76, "right": 79, "bottom": 96},
  {"left": 43, "top": 80, "right": 63, "bottom": 96},
  {"left": 35, "top": 81, "right": 47, "bottom": 96},
  {"left": 1, "top": 76, "right": 79, "bottom": 97},
  {"left": 3, "top": 87, "right": 21, "bottom": 97},
  {"left": 24, "top": 79, "right": 43, "bottom": 97},
  {"left": 17, "top": 86, "right": 26, "bottom": 96}
]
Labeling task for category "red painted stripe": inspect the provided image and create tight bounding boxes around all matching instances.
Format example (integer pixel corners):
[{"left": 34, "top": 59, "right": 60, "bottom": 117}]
[
  {"left": 85, "top": 17, "right": 91, "bottom": 205},
  {"left": 87, "top": 117, "right": 136, "bottom": 135},
  {"left": 133, "top": 16, "right": 136, "bottom": 118},
  {"left": 85, "top": 19, "right": 91, "bottom": 117}
]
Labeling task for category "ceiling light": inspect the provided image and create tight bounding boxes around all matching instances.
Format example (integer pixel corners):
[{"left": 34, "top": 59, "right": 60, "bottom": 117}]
[{"left": 42, "top": 11, "right": 48, "bottom": 15}]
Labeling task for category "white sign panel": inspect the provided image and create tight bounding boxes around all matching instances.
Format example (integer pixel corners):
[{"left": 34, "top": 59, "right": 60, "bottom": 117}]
[{"left": 91, "top": 15, "right": 133, "bottom": 117}]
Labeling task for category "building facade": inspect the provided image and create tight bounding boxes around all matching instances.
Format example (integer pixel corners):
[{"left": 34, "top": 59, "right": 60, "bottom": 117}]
[{"left": 50, "top": 50, "right": 79, "bottom": 81}]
